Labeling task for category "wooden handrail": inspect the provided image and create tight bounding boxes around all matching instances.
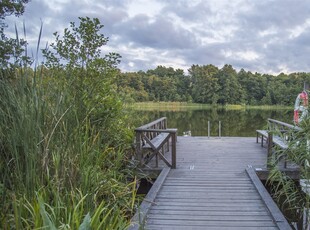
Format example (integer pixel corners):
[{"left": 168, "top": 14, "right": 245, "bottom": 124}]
[
  {"left": 137, "top": 117, "right": 167, "bottom": 130},
  {"left": 135, "top": 128, "right": 177, "bottom": 133},
  {"left": 268, "top": 118, "right": 301, "bottom": 131}
]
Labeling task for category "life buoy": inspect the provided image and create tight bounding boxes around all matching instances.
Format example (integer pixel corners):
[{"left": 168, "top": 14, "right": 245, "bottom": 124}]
[{"left": 294, "top": 91, "right": 308, "bottom": 124}]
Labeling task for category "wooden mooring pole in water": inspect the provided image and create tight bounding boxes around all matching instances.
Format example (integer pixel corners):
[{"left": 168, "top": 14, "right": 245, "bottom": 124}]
[{"left": 207, "top": 121, "right": 222, "bottom": 138}]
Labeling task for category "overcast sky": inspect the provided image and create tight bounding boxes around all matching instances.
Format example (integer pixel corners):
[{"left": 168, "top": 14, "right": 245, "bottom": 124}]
[{"left": 6, "top": 0, "right": 310, "bottom": 74}]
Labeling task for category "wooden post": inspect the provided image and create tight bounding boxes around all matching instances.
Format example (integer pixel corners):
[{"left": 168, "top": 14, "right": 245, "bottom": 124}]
[
  {"left": 135, "top": 131, "right": 142, "bottom": 166},
  {"left": 171, "top": 132, "right": 176, "bottom": 169},
  {"left": 156, "top": 150, "right": 159, "bottom": 167},
  {"left": 267, "top": 132, "right": 273, "bottom": 166},
  {"left": 284, "top": 158, "right": 287, "bottom": 168},
  {"left": 208, "top": 121, "right": 210, "bottom": 138}
]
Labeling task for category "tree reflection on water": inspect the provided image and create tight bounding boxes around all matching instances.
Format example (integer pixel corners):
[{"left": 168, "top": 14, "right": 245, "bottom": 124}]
[{"left": 133, "top": 108, "right": 293, "bottom": 137}]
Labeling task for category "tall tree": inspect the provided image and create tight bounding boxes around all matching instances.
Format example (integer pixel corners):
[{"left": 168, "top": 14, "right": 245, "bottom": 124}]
[
  {"left": 189, "top": 64, "right": 220, "bottom": 104},
  {"left": 43, "top": 17, "right": 123, "bottom": 142},
  {"left": 217, "top": 64, "right": 244, "bottom": 104}
]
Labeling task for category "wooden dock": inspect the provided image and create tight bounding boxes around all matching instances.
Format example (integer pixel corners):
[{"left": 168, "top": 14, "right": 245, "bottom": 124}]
[{"left": 130, "top": 136, "right": 291, "bottom": 229}]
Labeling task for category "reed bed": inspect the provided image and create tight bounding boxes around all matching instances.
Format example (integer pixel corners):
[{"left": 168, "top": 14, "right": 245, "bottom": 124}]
[
  {"left": 267, "top": 117, "right": 310, "bottom": 228},
  {"left": 0, "top": 68, "right": 136, "bottom": 229},
  {"left": 129, "top": 101, "right": 291, "bottom": 111}
]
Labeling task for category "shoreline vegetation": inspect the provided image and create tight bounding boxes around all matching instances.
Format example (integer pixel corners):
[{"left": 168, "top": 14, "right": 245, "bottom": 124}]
[
  {"left": 1, "top": 17, "right": 139, "bottom": 229},
  {"left": 129, "top": 101, "right": 292, "bottom": 111}
]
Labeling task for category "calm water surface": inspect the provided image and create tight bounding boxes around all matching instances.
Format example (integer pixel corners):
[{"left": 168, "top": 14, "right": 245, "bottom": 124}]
[{"left": 132, "top": 108, "right": 294, "bottom": 137}]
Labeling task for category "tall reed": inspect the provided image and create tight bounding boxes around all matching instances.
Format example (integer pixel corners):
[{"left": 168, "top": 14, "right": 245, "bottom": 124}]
[
  {"left": 0, "top": 61, "right": 136, "bottom": 229},
  {"left": 268, "top": 117, "right": 310, "bottom": 228}
]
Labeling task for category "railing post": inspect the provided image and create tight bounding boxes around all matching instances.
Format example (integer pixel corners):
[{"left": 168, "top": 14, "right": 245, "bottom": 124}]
[
  {"left": 208, "top": 121, "right": 210, "bottom": 138},
  {"left": 267, "top": 132, "right": 273, "bottom": 166},
  {"left": 135, "top": 130, "right": 143, "bottom": 166},
  {"left": 219, "top": 121, "right": 221, "bottom": 138},
  {"left": 171, "top": 132, "right": 176, "bottom": 169}
]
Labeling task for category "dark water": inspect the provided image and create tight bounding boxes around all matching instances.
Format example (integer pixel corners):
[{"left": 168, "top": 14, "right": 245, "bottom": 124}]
[{"left": 132, "top": 108, "right": 293, "bottom": 137}]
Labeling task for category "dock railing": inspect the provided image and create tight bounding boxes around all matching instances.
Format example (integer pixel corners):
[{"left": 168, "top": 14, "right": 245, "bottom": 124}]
[
  {"left": 134, "top": 117, "right": 177, "bottom": 169},
  {"left": 267, "top": 118, "right": 302, "bottom": 167},
  {"left": 268, "top": 118, "right": 301, "bottom": 135}
]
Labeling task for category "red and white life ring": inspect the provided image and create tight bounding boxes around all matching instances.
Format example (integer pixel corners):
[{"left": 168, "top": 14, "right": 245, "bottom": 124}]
[{"left": 294, "top": 91, "right": 308, "bottom": 124}]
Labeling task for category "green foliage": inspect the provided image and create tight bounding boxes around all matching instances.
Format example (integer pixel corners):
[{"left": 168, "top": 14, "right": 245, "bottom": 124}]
[
  {"left": 43, "top": 17, "right": 120, "bottom": 71},
  {"left": 189, "top": 64, "right": 220, "bottom": 104},
  {"left": 0, "top": 0, "right": 32, "bottom": 77},
  {"left": 0, "top": 17, "right": 135, "bottom": 229},
  {"left": 0, "top": 0, "right": 29, "bottom": 19},
  {"left": 117, "top": 64, "right": 310, "bottom": 106},
  {"left": 267, "top": 117, "right": 310, "bottom": 227}
]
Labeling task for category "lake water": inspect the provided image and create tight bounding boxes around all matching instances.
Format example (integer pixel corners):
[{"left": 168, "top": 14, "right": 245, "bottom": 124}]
[{"left": 132, "top": 108, "right": 294, "bottom": 137}]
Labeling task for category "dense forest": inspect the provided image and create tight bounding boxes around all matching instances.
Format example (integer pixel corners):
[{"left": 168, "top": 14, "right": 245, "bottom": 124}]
[{"left": 116, "top": 65, "right": 310, "bottom": 106}]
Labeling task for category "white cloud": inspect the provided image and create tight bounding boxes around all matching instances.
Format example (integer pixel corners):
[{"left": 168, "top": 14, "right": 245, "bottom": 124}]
[
  {"left": 288, "top": 18, "right": 310, "bottom": 39},
  {"left": 222, "top": 50, "right": 259, "bottom": 61},
  {"left": 127, "top": 0, "right": 163, "bottom": 17},
  {"left": 41, "top": 0, "right": 69, "bottom": 12}
]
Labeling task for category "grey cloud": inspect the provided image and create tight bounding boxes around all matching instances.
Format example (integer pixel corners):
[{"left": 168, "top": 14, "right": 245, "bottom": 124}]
[
  {"left": 238, "top": 1, "right": 310, "bottom": 30},
  {"left": 118, "top": 14, "right": 198, "bottom": 49},
  {"left": 3, "top": 0, "right": 310, "bottom": 74},
  {"left": 162, "top": 1, "right": 212, "bottom": 22}
]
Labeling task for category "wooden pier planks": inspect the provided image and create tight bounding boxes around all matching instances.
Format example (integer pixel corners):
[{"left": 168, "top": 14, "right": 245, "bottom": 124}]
[{"left": 142, "top": 137, "right": 290, "bottom": 230}]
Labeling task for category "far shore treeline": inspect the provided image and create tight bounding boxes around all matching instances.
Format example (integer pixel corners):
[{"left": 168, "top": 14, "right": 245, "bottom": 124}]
[
  {"left": 11, "top": 62, "right": 310, "bottom": 107},
  {"left": 116, "top": 65, "right": 310, "bottom": 106}
]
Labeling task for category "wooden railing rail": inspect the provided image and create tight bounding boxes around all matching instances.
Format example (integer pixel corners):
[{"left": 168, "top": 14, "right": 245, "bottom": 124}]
[
  {"left": 134, "top": 117, "right": 177, "bottom": 169},
  {"left": 137, "top": 117, "right": 167, "bottom": 130},
  {"left": 268, "top": 118, "right": 301, "bottom": 132}
]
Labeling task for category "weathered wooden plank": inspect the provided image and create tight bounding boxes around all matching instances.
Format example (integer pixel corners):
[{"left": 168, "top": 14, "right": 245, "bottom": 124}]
[
  {"left": 165, "top": 176, "right": 252, "bottom": 180},
  {"left": 159, "top": 185, "right": 258, "bottom": 190},
  {"left": 255, "top": 167, "right": 300, "bottom": 180},
  {"left": 162, "top": 181, "right": 256, "bottom": 185},
  {"left": 246, "top": 167, "right": 291, "bottom": 230},
  {"left": 156, "top": 193, "right": 261, "bottom": 199},
  {"left": 128, "top": 167, "right": 170, "bottom": 230},
  {"left": 145, "top": 219, "right": 278, "bottom": 227},
  {"left": 159, "top": 187, "right": 257, "bottom": 191},
  {"left": 148, "top": 210, "right": 271, "bottom": 216},
  {"left": 273, "top": 136, "right": 288, "bottom": 149},
  {"left": 146, "top": 214, "right": 274, "bottom": 221},
  {"left": 143, "top": 133, "right": 169, "bottom": 149},
  {"left": 150, "top": 206, "right": 269, "bottom": 212},
  {"left": 151, "top": 201, "right": 267, "bottom": 206},
  {"left": 146, "top": 225, "right": 278, "bottom": 230},
  {"left": 153, "top": 200, "right": 268, "bottom": 206},
  {"left": 162, "top": 181, "right": 255, "bottom": 185}
]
